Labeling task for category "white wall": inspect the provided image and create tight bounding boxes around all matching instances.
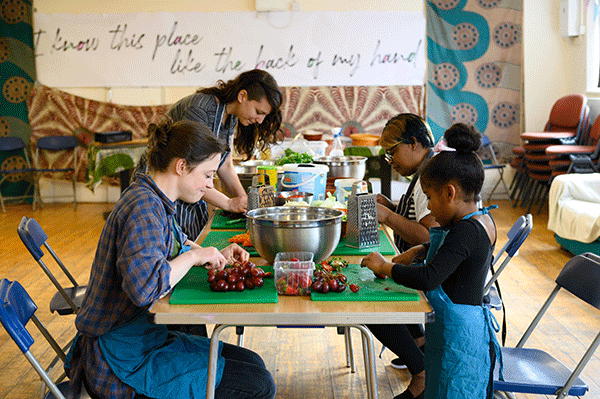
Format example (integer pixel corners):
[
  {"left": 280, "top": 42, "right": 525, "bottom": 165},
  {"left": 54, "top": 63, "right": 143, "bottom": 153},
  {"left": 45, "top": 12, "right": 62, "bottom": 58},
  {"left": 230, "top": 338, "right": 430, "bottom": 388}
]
[{"left": 32, "top": 0, "right": 599, "bottom": 137}]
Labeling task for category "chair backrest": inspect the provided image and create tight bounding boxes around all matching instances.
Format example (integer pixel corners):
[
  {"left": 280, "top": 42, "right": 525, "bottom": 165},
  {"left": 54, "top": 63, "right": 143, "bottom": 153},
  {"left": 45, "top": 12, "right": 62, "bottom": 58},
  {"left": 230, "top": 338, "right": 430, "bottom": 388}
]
[
  {"left": 484, "top": 214, "right": 533, "bottom": 293},
  {"left": 37, "top": 136, "right": 79, "bottom": 151},
  {"left": 546, "top": 94, "right": 587, "bottom": 133},
  {"left": 17, "top": 216, "right": 80, "bottom": 312},
  {"left": 0, "top": 279, "right": 69, "bottom": 399},
  {"left": 555, "top": 252, "right": 600, "bottom": 310},
  {"left": 0, "top": 136, "right": 27, "bottom": 152}
]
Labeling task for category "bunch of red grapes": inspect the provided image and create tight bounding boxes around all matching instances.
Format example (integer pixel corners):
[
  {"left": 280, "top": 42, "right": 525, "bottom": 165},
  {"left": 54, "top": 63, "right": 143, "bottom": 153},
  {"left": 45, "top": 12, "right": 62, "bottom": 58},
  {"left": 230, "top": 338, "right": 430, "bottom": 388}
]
[
  {"left": 311, "top": 269, "right": 359, "bottom": 293},
  {"left": 207, "top": 260, "right": 267, "bottom": 292}
]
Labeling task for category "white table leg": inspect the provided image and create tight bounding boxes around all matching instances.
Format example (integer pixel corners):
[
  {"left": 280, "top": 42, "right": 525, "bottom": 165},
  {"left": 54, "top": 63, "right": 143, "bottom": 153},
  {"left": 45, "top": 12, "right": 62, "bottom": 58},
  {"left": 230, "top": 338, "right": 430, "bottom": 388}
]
[{"left": 350, "top": 324, "right": 377, "bottom": 399}]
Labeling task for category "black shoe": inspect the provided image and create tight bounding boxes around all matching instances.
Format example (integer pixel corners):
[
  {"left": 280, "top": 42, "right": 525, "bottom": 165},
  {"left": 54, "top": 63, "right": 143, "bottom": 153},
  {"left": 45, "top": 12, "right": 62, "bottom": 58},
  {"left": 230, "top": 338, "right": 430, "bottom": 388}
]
[
  {"left": 394, "top": 389, "right": 424, "bottom": 399},
  {"left": 390, "top": 345, "right": 425, "bottom": 370},
  {"left": 390, "top": 357, "right": 408, "bottom": 369}
]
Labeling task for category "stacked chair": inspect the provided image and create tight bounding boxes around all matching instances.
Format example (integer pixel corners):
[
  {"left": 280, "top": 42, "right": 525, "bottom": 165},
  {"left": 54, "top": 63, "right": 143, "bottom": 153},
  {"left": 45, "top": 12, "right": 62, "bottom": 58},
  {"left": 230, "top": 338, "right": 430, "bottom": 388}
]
[
  {"left": 511, "top": 94, "right": 591, "bottom": 214},
  {"left": 0, "top": 279, "right": 92, "bottom": 399},
  {"left": 493, "top": 252, "right": 600, "bottom": 398},
  {"left": 546, "top": 114, "right": 600, "bottom": 176}
]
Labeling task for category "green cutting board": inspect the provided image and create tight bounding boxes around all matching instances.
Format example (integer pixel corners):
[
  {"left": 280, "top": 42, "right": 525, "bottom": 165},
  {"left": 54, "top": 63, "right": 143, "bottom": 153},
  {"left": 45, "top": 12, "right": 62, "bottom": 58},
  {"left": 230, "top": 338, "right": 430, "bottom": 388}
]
[
  {"left": 333, "top": 230, "right": 396, "bottom": 256},
  {"left": 311, "top": 264, "right": 419, "bottom": 302},
  {"left": 210, "top": 209, "right": 247, "bottom": 230},
  {"left": 170, "top": 266, "right": 277, "bottom": 304},
  {"left": 200, "top": 231, "right": 259, "bottom": 257}
]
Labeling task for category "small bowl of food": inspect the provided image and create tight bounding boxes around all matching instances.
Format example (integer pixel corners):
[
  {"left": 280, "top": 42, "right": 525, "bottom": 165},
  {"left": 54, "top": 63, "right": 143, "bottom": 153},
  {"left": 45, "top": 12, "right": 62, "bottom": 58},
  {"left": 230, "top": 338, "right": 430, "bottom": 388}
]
[
  {"left": 350, "top": 133, "right": 380, "bottom": 146},
  {"left": 275, "top": 191, "right": 313, "bottom": 206},
  {"left": 303, "top": 130, "right": 323, "bottom": 141}
]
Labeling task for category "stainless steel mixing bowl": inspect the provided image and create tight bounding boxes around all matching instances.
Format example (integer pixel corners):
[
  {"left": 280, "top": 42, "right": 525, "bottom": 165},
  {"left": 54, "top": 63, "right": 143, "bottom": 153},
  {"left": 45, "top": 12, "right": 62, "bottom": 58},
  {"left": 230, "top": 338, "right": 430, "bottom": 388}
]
[
  {"left": 234, "top": 159, "right": 276, "bottom": 174},
  {"left": 246, "top": 206, "right": 344, "bottom": 263},
  {"left": 312, "top": 156, "right": 367, "bottom": 179}
]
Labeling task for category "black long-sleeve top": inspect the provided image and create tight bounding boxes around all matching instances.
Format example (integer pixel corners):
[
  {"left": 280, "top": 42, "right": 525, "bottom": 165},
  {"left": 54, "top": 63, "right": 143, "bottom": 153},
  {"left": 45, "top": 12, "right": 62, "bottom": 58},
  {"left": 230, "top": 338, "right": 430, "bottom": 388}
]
[{"left": 391, "top": 218, "right": 495, "bottom": 306}]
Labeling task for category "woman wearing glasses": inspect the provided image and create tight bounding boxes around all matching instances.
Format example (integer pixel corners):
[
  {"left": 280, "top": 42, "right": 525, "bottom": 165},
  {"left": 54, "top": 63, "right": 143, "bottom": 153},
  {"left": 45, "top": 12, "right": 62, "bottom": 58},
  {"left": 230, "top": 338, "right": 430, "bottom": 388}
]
[{"left": 367, "top": 113, "right": 438, "bottom": 399}]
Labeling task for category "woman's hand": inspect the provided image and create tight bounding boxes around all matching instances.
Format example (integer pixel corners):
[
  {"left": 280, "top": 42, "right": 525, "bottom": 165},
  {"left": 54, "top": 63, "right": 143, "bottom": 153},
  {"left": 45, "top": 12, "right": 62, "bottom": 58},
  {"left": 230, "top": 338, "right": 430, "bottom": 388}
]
[
  {"left": 192, "top": 246, "right": 228, "bottom": 271},
  {"left": 377, "top": 203, "right": 393, "bottom": 224},
  {"left": 376, "top": 193, "right": 394, "bottom": 209},
  {"left": 221, "top": 243, "right": 250, "bottom": 264},
  {"left": 360, "top": 252, "right": 394, "bottom": 278},
  {"left": 226, "top": 195, "right": 248, "bottom": 213}
]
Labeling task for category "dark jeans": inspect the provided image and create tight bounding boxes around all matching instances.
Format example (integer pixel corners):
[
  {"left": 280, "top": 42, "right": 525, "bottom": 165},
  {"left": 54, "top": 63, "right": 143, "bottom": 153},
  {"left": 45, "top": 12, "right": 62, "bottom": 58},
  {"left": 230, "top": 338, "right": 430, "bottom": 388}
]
[
  {"left": 134, "top": 342, "right": 275, "bottom": 399},
  {"left": 367, "top": 323, "right": 425, "bottom": 375},
  {"left": 214, "top": 342, "right": 276, "bottom": 399}
]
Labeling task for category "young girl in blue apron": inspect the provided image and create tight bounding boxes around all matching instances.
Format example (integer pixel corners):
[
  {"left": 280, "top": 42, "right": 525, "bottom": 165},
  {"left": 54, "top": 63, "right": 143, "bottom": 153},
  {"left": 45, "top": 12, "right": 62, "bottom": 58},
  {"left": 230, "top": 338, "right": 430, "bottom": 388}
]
[
  {"left": 66, "top": 118, "right": 276, "bottom": 399},
  {"left": 361, "top": 123, "right": 502, "bottom": 399}
]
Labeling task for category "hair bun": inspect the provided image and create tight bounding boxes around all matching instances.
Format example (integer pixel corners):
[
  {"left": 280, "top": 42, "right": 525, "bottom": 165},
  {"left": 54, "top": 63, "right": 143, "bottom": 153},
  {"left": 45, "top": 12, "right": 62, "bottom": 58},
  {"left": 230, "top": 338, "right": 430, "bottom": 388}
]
[{"left": 444, "top": 123, "right": 481, "bottom": 153}]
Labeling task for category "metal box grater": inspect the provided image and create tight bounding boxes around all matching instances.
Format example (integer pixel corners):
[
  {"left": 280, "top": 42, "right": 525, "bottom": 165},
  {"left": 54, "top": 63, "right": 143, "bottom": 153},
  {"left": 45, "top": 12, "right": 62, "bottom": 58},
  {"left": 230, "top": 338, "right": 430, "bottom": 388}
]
[
  {"left": 247, "top": 173, "right": 274, "bottom": 211},
  {"left": 346, "top": 181, "right": 380, "bottom": 248}
]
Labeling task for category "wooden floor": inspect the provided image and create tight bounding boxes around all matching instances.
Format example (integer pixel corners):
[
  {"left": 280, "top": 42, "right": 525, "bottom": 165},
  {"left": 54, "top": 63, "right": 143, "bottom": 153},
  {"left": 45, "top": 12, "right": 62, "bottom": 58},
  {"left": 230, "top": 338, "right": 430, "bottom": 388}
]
[{"left": 1, "top": 200, "right": 599, "bottom": 399}]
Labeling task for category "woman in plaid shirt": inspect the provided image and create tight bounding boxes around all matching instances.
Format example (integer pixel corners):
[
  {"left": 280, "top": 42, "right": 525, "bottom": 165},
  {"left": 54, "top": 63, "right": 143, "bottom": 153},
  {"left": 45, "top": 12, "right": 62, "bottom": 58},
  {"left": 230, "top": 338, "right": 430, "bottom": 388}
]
[{"left": 65, "top": 118, "right": 276, "bottom": 399}]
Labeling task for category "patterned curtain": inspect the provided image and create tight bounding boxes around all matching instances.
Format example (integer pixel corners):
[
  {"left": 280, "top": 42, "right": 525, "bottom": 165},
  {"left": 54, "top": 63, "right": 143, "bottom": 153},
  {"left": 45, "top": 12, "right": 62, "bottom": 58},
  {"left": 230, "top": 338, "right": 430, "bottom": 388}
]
[
  {"left": 0, "top": 0, "right": 35, "bottom": 199},
  {"left": 279, "top": 86, "right": 425, "bottom": 138},
  {"left": 426, "top": 0, "right": 523, "bottom": 163}
]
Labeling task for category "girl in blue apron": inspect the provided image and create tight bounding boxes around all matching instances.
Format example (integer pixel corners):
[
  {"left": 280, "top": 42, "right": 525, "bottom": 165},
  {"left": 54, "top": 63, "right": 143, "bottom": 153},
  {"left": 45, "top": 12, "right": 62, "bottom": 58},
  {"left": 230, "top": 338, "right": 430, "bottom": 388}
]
[
  {"left": 66, "top": 117, "right": 276, "bottom": 399},
  {"left": 361, "top": 123, "right": 502, "bottom": 399}
]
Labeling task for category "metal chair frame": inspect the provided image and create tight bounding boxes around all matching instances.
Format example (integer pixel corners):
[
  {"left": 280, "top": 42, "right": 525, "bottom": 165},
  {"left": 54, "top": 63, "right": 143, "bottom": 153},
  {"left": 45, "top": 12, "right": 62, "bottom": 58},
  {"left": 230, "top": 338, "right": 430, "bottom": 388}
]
[
  {"left": 481, "top": 134, "right": 510, "bottom": 202},
  {"left": 17, "top": 216, "right": 87, "bottom": 316},
  {"left": 493, "top": 252, "right": 600, "bottom": 398},
  {"left": 34, "top": 136, "right": 79, "bottom": 209}
]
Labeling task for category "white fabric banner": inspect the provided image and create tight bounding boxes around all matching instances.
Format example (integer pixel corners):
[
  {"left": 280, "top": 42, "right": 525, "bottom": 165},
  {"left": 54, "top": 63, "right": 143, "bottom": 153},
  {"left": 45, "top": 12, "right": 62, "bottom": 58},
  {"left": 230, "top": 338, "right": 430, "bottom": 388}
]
[{"left": 33, "top": 11, "right": 425, "bottom": 87}]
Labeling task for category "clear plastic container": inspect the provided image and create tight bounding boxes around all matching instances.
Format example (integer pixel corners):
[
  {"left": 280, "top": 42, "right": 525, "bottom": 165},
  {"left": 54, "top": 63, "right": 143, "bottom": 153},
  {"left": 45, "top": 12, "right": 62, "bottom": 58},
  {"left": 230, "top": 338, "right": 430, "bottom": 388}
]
[{"left": 274, "top": 252, "right": 315, "bottom": 295}]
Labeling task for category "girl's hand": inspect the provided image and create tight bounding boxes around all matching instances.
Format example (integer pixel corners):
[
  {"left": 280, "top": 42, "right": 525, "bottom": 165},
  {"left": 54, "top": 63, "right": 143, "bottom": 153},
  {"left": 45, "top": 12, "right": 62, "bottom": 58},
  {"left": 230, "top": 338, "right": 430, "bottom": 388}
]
[
  {"left": 221, "top": 243, "right": 250, "bottom": 264},
  {"left": 392, "top": 244, "right": 427, "bottom": 265},
  {"left": 226, "top": 195, "right": 248, "bottom": 213},
  {"left": 193, "top": 246, "right": 228, "bottom": 271},
  {"left": 360, "top": 252, "right": 394, "bottom": 278}
]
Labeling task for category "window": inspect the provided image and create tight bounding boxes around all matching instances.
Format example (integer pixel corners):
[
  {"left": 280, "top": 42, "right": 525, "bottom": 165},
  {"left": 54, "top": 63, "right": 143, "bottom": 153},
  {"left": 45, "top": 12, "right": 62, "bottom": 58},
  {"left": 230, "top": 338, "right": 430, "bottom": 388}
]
[{"left": 586, "top": 1, "right": 600, "bottom": 92}]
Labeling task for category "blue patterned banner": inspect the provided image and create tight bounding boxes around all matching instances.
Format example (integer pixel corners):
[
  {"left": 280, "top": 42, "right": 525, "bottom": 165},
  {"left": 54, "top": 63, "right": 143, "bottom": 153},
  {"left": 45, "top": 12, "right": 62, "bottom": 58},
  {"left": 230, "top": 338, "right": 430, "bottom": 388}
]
[{"left": 426, "top": 0, "right": 522, "bottom": 162}]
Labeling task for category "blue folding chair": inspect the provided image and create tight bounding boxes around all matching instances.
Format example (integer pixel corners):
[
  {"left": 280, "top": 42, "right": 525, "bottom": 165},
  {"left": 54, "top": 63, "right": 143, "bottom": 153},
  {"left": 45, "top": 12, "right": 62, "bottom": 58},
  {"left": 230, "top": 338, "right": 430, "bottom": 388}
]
[
  {"left": 480, "top": 133, "right": 510, "bottom": 202},
  {"left": 0, "top": 279, "right": 92, "bottom": 399},
  {"left": 493, "top": 252, "right": 600, "bottom": 398},
  {"left": 17, "top": 216, "right": 87, "bottom": 315},
  {"left": 34, "top": 136, "right": 79, "bottom": 208},
  {"left": 484, "top": 214, "right": 533, "bottom": 311},
  {"left": 0, "top": 136, "right": 41, "bottom": 212}
]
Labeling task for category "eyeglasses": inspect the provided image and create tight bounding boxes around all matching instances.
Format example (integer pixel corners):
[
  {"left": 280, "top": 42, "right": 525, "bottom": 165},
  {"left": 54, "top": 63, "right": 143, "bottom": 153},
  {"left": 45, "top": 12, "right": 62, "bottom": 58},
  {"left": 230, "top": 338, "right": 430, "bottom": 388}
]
[
  {"left": 384, "top": 139, "right": 413, "bottom": 163},
  {"left": 384, "top": 144, "right": 399, "bottom": 163}
]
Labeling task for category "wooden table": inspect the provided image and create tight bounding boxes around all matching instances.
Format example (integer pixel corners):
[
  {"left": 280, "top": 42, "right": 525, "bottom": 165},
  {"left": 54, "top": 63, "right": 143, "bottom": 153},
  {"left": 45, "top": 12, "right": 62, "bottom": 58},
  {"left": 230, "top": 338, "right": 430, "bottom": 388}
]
[{"left": 149, "top": 213, "right": 434, "bottom": 399}]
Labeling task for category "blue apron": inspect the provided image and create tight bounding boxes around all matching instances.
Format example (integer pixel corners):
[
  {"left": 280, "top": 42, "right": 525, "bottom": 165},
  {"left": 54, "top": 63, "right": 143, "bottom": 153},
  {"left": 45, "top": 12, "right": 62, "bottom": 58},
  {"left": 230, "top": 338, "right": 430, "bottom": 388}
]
[
  {"left": 98, "top": 217, "right": 224, "bottom": 399},
  {"left": 423, "top": 207, "right": 502, "bottom": 399}
]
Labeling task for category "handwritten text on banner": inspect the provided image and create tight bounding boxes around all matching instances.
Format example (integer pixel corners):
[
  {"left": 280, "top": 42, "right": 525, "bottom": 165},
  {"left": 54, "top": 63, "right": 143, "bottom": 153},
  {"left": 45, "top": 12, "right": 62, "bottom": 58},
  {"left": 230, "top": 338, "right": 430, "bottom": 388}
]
[{"left": 33, "top": 11, "right": 425, "bottom": 87}]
